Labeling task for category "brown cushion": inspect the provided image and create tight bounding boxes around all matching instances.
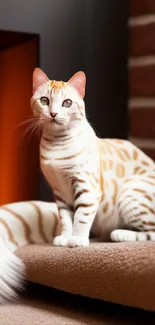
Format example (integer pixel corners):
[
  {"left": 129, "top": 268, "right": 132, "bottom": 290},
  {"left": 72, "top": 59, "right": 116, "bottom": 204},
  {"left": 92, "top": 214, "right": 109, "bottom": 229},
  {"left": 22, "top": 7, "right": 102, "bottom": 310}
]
[{"left": 17, "top": 242, "right": 155, "bottom": 311}]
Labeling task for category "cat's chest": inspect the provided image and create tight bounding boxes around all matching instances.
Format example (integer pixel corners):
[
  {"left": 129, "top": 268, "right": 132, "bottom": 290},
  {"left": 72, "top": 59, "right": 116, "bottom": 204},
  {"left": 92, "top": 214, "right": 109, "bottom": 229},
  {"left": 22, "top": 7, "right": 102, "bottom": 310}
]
[{"left": 41, "top": 161, "right": 74, "bottom": 204}]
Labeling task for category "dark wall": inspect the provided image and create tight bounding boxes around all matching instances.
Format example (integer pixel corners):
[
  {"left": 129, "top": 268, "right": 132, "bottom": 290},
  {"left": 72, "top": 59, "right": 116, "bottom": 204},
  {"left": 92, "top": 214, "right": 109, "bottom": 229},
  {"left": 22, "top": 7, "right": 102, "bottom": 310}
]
[{"left": 84, "top": 1, "right": 129, "bottom": 139}]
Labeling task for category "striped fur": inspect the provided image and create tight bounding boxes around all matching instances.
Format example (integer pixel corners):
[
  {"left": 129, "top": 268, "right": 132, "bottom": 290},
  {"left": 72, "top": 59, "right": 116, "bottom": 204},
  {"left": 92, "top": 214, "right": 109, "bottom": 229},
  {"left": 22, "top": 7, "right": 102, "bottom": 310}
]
[
  {"left": 31, "top": 69, "right": 155, "bottom": 247},
  {"left": 0, "top": 201, "right": 59, "bottom": 303},
  {"left": 1, "top": 69, "right": 155, "bottom": 301}
]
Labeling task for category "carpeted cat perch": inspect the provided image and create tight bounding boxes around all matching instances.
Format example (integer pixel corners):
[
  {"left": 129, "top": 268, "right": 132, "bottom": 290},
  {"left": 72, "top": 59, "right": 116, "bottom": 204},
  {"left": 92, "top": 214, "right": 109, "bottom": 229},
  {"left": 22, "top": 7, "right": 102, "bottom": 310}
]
[
  {"left": 16, "top": 242, "right": 155, "bottom": 311},
  {"left": 0, "top": 242, "right": 155, "bottom": 324}
]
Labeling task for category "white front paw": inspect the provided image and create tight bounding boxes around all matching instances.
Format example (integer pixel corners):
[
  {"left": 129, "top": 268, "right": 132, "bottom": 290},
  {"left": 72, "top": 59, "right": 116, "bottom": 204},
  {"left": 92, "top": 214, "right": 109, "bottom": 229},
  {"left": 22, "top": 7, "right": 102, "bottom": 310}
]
[
  {"left": 53, "top": 236, "right": 69, "bottom": 247},
  {"left": 68, "top": 236, "right": 89, "bottom": 248}
]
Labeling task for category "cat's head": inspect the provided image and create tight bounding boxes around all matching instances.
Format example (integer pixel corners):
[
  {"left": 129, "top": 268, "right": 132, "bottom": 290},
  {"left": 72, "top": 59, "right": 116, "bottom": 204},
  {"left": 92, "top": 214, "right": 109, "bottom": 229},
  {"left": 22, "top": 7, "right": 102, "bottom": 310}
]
[{"left": 30, "top": 68, "right": 86, "bottom": 133}]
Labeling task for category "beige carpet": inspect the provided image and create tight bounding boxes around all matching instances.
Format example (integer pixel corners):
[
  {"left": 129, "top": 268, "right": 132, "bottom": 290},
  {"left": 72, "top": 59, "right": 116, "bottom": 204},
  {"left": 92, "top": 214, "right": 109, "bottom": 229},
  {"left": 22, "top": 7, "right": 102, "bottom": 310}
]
[{"left": 0, "top": 284, "right": 155, "bottom": 325}]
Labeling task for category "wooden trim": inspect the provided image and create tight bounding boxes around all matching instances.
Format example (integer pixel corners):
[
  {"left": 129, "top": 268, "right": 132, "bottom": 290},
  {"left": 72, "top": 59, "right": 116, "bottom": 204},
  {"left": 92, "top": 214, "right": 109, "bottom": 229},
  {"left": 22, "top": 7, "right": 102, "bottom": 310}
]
[
  {"left": 128, "top": 98, "right": 155, "bottom": 109},
  {"left": 129, "top": 56, "right": 155, "bottom": 67},
  {"left": 129, "top": 14, "right": 155, "bottom": 26}
]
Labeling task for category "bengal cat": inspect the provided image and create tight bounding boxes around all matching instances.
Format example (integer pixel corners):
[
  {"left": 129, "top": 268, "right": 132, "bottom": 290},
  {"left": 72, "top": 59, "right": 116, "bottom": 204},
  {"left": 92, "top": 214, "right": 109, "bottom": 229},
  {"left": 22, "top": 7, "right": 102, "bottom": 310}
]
[{"left": 32, "top": 68, "right": 155, "bottom": 247}]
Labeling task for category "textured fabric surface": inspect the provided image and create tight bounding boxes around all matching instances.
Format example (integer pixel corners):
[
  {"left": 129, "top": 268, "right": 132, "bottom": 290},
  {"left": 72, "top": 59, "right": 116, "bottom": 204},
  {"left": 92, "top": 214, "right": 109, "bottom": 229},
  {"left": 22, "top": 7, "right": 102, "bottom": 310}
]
[
  {"left": 17, "top": 242, "right": 155, "bottom": 312},
  {"left": 1, "top": 284, "right": 155, "bottom": 325}
]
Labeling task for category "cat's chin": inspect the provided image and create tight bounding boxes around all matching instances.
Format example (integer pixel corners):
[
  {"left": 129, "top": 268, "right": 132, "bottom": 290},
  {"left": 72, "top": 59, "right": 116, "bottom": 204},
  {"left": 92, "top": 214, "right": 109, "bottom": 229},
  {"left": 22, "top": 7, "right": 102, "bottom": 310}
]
[
  {"left": 53, "top": 120, "right": 67, "bottom": 126},
  {"left": 47, "top": 119, "right": 68, "bottom": 133},
  {"left": 54, "top": 120, "right": 68, "bottom": 128}
]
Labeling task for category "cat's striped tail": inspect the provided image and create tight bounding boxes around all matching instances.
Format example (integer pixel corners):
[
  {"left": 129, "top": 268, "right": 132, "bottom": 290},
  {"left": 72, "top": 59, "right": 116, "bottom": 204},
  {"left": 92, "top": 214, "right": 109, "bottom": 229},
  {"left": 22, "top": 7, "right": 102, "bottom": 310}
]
[
  {"left": 0, "top": 236, "right": 25, "bottom": 303},
  {"left": 0, "top": 200, "right": 59, "bottom": 303}
]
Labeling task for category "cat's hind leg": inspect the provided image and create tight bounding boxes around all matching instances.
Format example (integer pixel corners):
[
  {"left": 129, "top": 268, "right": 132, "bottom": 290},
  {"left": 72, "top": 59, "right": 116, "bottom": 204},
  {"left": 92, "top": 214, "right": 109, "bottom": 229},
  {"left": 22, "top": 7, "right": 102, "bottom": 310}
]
[{"left": 110, "top": 176, "right": 155, "bottom": 242}]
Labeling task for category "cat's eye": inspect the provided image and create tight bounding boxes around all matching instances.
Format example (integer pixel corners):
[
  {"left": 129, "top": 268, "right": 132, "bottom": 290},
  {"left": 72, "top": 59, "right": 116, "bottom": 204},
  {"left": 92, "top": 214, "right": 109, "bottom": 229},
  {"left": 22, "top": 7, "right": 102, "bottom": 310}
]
[
  {"left": 40, "top": 96, "right": 49, "bottom": 106},
  {"left": 62, "top": 99, "right": 72, "bottom": 108}
]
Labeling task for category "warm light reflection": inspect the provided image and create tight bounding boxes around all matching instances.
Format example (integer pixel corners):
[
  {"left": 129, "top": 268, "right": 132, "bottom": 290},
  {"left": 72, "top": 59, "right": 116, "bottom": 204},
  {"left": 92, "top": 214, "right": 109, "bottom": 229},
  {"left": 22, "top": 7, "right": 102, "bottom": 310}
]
[{"left": 0, "top": 38, "right": 39, "bottom": 205}]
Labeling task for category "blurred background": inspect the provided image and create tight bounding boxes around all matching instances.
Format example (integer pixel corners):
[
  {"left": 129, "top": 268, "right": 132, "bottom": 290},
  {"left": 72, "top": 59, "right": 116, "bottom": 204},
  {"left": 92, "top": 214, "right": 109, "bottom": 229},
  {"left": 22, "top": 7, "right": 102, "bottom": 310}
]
[{"left": 0, "top": 0, "right": 153, "bottom": 205}]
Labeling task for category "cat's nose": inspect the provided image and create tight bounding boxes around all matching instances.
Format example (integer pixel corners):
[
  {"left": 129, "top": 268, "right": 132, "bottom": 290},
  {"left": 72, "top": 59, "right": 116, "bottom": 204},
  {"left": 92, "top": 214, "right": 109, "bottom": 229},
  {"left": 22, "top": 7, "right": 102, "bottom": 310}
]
[{"left": 50, "top": 112, "right": 58, "bottom": 118}]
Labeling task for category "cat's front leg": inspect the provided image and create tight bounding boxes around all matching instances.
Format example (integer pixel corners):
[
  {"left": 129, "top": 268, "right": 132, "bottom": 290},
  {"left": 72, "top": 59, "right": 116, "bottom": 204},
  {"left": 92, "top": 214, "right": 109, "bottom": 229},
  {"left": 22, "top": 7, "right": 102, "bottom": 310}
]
[
  {"left": 68, "top": 179, "right": 98, "bottom": 247},
  {"left": 53, "top": 190, "right": 73, "bottom": 246}
]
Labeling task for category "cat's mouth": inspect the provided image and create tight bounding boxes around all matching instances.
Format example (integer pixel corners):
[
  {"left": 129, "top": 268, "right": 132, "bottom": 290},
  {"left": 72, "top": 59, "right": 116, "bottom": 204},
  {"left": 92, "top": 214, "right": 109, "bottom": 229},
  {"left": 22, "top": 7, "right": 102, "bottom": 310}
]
[
  {"left": 51, "top": 118, "right": 58, "bottom": 124},
  {"left": 52, "top": 119, "right": 62, "bottom": 125},
  {"left": 50, "top": 117, "right": 67, "bottom": 126},
  {"left": 43, "top": 114, "right": 69, "bottom": 127},
  {"left": 45, "top": 116, "right": 61, "bottom": 125}
]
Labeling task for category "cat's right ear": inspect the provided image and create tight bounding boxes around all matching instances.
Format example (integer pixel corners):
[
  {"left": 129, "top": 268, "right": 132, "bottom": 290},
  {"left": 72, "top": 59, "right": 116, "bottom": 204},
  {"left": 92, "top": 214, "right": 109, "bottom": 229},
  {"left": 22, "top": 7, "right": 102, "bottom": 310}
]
[{"left": 32, "top": 68, "right": 49, "bottom": 94}]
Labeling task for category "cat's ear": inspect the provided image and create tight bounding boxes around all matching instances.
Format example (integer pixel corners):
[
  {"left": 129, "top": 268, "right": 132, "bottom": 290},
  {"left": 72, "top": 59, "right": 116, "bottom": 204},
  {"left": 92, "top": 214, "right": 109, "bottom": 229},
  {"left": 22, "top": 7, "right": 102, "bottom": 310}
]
[
  {"left": 68, "top": 71, "right": 86, "bottom": 98},
  {"left": 33, "top": 68, "right": 49, "bottom": 94}
]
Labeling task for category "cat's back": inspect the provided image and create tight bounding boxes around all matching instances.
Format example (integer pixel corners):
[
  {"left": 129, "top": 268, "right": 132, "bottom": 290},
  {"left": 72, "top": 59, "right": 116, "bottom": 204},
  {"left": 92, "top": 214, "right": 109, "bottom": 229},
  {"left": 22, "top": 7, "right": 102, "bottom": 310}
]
[{"left": 97, "top": 137, "right": 154, "bottom": 167}]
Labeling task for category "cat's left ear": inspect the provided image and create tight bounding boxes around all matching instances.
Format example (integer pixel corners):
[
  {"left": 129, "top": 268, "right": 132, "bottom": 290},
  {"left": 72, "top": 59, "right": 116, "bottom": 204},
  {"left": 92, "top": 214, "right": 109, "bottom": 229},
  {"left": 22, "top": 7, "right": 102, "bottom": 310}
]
[
  {"left": 68, "top": 71, "right": 86, "bottom": 98},
  {"left": 33, "top": 68, "right": 49, "bottom": 94}
]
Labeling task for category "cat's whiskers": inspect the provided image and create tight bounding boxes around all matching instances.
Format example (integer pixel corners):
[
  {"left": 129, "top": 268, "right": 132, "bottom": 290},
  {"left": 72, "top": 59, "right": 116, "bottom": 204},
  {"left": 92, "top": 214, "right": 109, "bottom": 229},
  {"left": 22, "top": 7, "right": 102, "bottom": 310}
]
[
  {"left": 20, "top": 122, "right": 38, "bottom": 142},
  {"left": 27, "top": 122, "right": 38, "bottom": 140},
  {"left": 14, "top": 117, "right": 41, "bottom": 130},
  {"left": 20, "top": 119, "right": 44, "bottom": 142}
]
